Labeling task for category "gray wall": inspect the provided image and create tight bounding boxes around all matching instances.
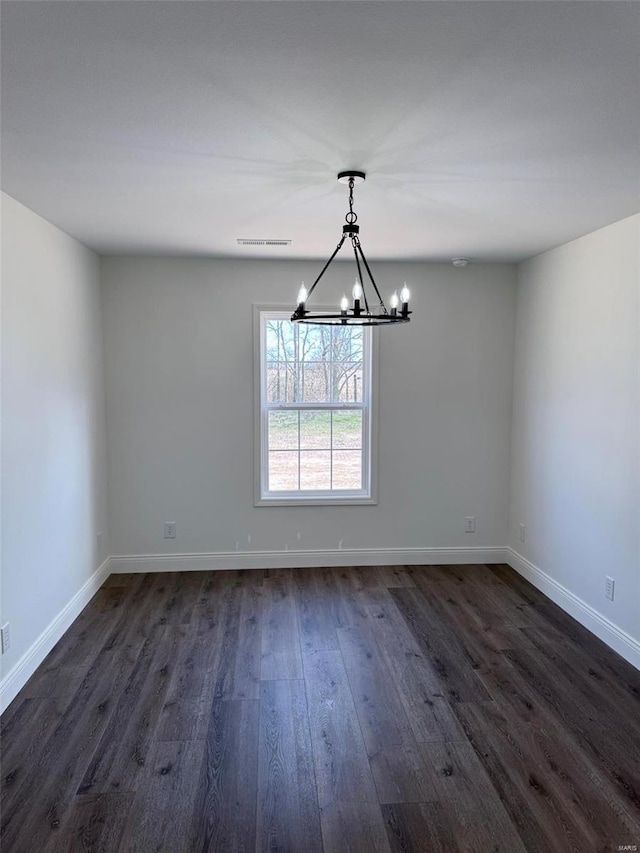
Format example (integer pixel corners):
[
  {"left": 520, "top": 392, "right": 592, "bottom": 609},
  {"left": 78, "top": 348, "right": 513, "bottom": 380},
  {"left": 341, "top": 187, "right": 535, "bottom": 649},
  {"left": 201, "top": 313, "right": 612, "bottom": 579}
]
[
  {"left": 101, "top": 258, "right": 516, "bottom": 556},
  {"left": 510, "top": 214, "right": 640, "bottom": 642},
  {"left": 1, "top": 193, "right": 109, "bottom": 677}
]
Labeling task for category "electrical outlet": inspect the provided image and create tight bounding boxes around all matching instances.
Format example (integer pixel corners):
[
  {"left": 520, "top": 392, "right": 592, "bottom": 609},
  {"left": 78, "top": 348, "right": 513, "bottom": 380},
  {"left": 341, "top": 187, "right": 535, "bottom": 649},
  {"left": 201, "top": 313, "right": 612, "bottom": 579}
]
[
  {"left": 605, "top": 576, "right": 615, "bottom": 601},
  {"left": 164, "top": 522, "right": 176, "bottom": 539},
  {"left": 518, "top": 524, "right": 526, "bottom": 543},
  {"left": 464, "top": 516, "right": 476, "bottom": 533},
  {"left": 1, "top": 624, "right": 10, "bottom": 654}
]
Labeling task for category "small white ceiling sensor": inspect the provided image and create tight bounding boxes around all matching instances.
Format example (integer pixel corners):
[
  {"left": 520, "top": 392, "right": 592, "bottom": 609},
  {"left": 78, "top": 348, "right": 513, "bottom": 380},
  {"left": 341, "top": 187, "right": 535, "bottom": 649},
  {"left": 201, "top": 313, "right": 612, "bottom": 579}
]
[{"left": 451, "top": 258, "right": 469, "bottom": 267}]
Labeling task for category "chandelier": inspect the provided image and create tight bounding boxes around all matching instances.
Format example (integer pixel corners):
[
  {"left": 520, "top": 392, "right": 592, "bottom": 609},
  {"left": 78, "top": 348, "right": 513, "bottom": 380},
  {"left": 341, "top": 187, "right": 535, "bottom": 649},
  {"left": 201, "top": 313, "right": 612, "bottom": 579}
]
[{"left": 291, "top": 171, "right": 412, "bottom": 326}]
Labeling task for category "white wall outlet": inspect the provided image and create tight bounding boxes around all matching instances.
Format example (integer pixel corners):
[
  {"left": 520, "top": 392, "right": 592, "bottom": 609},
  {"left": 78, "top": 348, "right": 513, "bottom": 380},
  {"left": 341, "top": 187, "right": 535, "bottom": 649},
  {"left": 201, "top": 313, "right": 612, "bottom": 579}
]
[
  {"left": 605, "top": 576, "right": 615, "bottom": 601},
  {"left": 464, "top": 516, "right": 476, "bottom": 533},
  {"left": 1, "top": 623, "right": 11, "bottom": 654},
  {"left": 518, "top": 524, "right": 526, "bottom": 543},
  {"left": 96, "top": 530, "right": 103, "bottom": 555},
  {"left": 164, "top": 522, "right": 176, "bottom": 539}
]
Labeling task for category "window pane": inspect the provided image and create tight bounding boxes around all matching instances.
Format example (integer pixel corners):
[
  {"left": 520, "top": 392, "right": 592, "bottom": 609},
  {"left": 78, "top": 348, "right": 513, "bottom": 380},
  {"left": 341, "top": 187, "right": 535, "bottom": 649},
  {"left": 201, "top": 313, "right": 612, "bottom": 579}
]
[
  {"left": 265, "top": 318, "right": 363, "bottom": 405},
  {"left": 333, "top": 363, "right": 363, "bottom": 402},
  {"left": 347, "top": 328, "right": 363, "bottom": 360},
  {"left": 268, "top": 411, "right": 298, "bottom": 450},
  {"left": 300, "top": 451, "right": 331, "bottom": 490},
  {"left": 298, "top": 361, "right": 330, "bottom": 403},
  {"left": 266, "top": 363, "right": 298, "bottom": 403},
  {"left": 268, "top": 451, "right": 299, "bottom": 491},
  {"left": 265, "top": 322, "right": 281, "bottom": 360},
  {"left": 332, "top": 411, "right": 362, "bottom": 448},
  {"left": 298, "top": 324, "right": 326, "bottom": 361},
  {"left": 300, "top": 411, "right": 331, "bottom": 449},
  {"left": 332, "top": 450, "right": 362, "bottom": 490},
  {"left": 331, "top": 325, "right": 354, "bottom": 360}
]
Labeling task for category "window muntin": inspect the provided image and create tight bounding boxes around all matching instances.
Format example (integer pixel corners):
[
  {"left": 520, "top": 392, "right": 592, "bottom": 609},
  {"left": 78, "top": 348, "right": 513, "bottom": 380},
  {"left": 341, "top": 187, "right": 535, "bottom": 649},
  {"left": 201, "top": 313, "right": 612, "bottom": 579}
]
[{"left": 258, "top": 311, "right": 373, "bottom": 503}]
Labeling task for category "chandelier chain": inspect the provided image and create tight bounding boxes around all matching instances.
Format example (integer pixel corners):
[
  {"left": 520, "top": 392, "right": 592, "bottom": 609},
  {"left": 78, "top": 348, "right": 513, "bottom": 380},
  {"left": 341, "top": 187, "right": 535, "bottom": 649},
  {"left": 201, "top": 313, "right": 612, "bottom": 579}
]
[{"left": 345, "top": 177, "right": 358, "bottom": 225}]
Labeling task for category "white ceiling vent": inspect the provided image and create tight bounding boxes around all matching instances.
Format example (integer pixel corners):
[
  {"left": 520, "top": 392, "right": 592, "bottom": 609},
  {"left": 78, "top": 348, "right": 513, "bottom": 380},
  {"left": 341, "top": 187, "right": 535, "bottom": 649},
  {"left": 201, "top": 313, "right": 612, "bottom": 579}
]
[{"left": 237, "top": 238, "right": 292, "bottom": 247}]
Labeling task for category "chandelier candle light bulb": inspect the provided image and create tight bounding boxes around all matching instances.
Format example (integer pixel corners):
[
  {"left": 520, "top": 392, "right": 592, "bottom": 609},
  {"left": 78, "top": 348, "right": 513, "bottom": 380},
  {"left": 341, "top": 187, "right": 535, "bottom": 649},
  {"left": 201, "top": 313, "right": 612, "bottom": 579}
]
[
  {"left": 340, "top": 294, "right": 349, "bottom": 314},
  {"left": 352, "top": 280, "right": 363, "bottom": 315},
  {"left": 390, "top": 291, "right": 399, "bottom": 316},
  {"left": 297, "top": 283, "right": 308, "bottom": 313},
  {"left": 400, "top": 283, "right": 410, "bottom": 317}
]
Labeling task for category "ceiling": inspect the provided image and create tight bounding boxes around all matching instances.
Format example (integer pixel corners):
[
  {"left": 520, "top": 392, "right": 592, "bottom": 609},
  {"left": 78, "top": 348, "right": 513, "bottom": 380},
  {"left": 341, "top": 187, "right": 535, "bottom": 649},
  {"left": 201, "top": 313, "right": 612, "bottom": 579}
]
[{"left": 2, "top": 1, "right": 639, "bottom": 262}]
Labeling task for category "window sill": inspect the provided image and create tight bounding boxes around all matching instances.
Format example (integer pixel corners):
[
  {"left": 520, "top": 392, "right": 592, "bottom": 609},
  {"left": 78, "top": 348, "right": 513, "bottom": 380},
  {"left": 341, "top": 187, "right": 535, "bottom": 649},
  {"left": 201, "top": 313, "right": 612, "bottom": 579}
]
[{"left": 255, "top": 496, "right": 377, "bottom": 507}]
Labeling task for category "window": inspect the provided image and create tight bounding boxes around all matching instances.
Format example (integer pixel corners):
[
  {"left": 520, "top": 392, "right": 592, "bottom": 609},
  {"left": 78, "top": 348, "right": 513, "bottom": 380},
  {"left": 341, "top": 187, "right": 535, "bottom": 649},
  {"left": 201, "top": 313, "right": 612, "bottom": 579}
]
[{"left": 255, "top": 308, "right": 376, "bottom": 504}]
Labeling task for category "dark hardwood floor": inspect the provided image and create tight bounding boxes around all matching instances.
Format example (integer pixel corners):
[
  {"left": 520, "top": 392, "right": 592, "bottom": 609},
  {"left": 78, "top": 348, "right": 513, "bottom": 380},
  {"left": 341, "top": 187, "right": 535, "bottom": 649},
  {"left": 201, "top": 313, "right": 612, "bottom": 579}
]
[{"left": 2, "top": 563, "right": 639, "bottom": 852}]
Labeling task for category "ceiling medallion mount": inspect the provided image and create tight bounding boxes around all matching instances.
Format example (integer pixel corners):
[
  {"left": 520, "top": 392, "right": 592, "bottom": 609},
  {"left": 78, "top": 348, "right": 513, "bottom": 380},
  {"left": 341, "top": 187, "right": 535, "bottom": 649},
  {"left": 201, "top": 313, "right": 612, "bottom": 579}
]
[{"left": 291, "top": 171, "right": 412, "bottom": 327}]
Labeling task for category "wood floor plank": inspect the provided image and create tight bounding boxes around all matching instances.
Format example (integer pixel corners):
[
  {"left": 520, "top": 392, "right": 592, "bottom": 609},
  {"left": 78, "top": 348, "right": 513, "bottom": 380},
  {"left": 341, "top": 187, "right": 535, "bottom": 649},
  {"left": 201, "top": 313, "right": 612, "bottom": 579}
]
[
  {"left": 1, "top": 696, "right": 60, "bottom": 766},
  {"left": 320, "top": 800, "right": 392, "bottom": 853},
  {"left": 470, "top": 629, "right": 640, "bottom": 840},
  {"left": 455, "top": 697, "right": 640, "bottom": 853},
  {"left": 155, "top": 695, "right": 213, "bottom": 743},
  {"left": 260, "top": 574, "right": 303, "bottom": 680},
  {"left": 1, "top": 698, "right": 66, "bottom": 819},
  {"left": 213, "top": 583, "right": 263, "bottom": 700},
  {"left": 382, "top": 801, "right": 460, "bottom": 853},
  {"left": 338, "top": 623, "right": 439, "bottom": 804},
  {"left": 190, "top": 699, "right": 259, "bottom": 853},
  {"left": 303, "top": 648, "right": 379, "bottom": 806},
  {"left": 16, "top": 598, "right": 123, "bottom": 706},
  {"left": 422, "top": 740, "right": 529, "bottom": 853},
  {"left": 369, "top": 743, "right": 438, "bottom": 805},
  {"left": 1, "top": 635, "right": 150, "bottom": 851},
  {"left": 415, "top": 598, "right": 525, "bottom": 677},
  {"left": 329, "top": 567, "right": 374, "bottom": 625},
  {"left": 375, "top": 565, "right": 416, "bottom": 588},
  {"left": 410, "top": 564, "right": 536, "bottom": 668},
  {"left": 390, "top": 587, "right": 492, "bottom": 704},
  {"left": 163, "top": 625, "right": 217, "bottom": 700},
  {"left": 488, "top": 563, "right": 592, "bottom": 637},
  {"left": 100, "top": 572, "right": 173, "bottom": 651},
  {"left": 76, "top": 625, "right": 177, "bottom": 795},
  {"left": 152, "top": 571, "right": 192, "bottom": 626},
  {"left": 120, "top": 739, "right": 205, "bottom": 852},
  {"left": 101, "top": 572, "right": 145, "bottom": 589},
  {"left": 520, "top": 624, "right": 640, "bottom": 730},
  {"left": 337, "top": 624, "right": 414, "bottom": 751},
  {"left": 43, "top": 792, "right": 134, "bottom": 853},
  {"left": 294, "top": 567, "right": 341, "bottom": 652},
  {"left": 256, "top": 679, "right": 323, "bottom": 853},
  {"left": 503, "top": 645, "right": 640, "bottom": 816},
  {"left": 365, "top": 594, "right": 466, "bottom": 743}
]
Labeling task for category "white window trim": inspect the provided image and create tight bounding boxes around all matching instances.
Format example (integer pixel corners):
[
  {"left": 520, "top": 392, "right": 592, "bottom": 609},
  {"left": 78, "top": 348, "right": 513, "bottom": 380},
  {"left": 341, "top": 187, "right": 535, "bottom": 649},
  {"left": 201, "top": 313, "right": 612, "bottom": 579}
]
[{"left": 253, "top": 305, "right": 378, "bottom": 506}]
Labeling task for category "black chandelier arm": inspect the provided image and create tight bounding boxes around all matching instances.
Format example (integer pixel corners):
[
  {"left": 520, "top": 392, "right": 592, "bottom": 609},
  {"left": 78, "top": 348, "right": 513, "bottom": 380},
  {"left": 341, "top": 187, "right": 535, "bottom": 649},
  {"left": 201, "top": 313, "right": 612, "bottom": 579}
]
[
  {"left": 351, "top": 242, "right": 370, "bottom": 315},
  {"left": 305, "top": 233, "right": 347, "bottom": 301},
  {"left": 355, "top": 240, "right": 387, "bottom": 313}
]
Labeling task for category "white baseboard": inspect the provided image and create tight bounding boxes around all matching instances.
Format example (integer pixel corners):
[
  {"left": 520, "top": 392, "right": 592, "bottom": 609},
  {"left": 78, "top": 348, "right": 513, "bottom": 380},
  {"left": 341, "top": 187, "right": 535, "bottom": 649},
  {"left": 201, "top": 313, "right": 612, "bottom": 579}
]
[
  {"left": 507, "top": 547, "right": 640, "bottom": 671},
  {"left": 109, "top": 546, "right": 509, "bottom": 574},
  {"left": 0, "top": 558, "right": 112, "bottom": 715}
]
